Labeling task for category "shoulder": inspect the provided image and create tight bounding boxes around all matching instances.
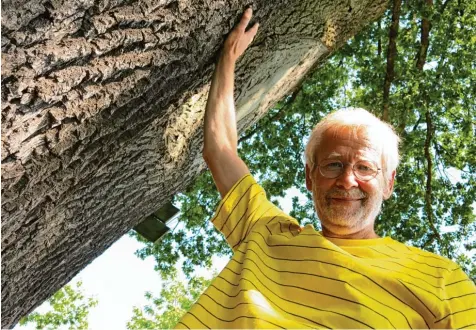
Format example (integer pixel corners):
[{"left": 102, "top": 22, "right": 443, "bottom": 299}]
[
  {"left": 212, "top": 174, "right": 264, "bottom": 222},
  {"left": 388, "top": 239, "right": 474, "bottom": 285},
  {"left": 389, "top": 239, "right": 457, "bottom": 269},
  {"left": 211, "top": 173, "right": 300, "bottom": 249}
]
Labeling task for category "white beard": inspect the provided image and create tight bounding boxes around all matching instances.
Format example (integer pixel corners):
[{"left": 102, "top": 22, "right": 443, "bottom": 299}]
[{"left": 312, "top": 183, "right": 384, "bottom": 234}]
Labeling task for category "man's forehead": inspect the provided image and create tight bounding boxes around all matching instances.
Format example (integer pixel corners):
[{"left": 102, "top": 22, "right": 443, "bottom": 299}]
[
  {"left": 327, "top": 151, "right": 343, "bottom": 158},
  {"left": 322, "top": 149, "right": 379, "bottom": 160},
  {"left": 318, "top": 127, "right": 381, "bottom": 159}
]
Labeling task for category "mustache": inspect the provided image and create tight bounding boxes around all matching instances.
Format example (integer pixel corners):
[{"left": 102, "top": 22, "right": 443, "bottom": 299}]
[{"left": 326, "top": 188, "right": 367, "bottom": 199}]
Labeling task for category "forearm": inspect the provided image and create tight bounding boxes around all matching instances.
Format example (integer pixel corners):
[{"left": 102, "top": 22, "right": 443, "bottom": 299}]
[
  {"left": 203, "top": 54, "right": 238, "bottom": 155},
  {"left": 201, "top": 8, "right": 257, "bottom": 197}
]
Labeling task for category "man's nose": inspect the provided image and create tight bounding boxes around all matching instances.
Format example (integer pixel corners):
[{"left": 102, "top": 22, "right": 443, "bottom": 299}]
[{"left": 335, "top": 165, "right": 359, "bottom": 190}]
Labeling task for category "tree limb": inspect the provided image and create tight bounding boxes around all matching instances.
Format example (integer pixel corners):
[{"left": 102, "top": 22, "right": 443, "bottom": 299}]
[
  {"left": 416, "top": 0, "right": 443, "bottom": 248},
  {"left": 424, "top": 108, "right": 441, "bottom": 241},
  {"left": 416, "top": 0, "right": 433, "bottom": 70},
  {"left": 238, "top": 88, "right": 300, "bottom": 144},
  {"left": 422, "top": 234, "right": 436, "bottom": 250},
  {"left": 378, "top": 19, "right": 382, "bottom": 57},
  {"left": 382, "top": 0, "right": 402, "bottom": 121}
]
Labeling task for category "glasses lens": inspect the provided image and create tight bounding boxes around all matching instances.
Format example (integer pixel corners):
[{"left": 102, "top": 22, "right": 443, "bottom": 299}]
[
  {"left": 354, "top": 161, "right": 378, "bottom": 180},
  {"left": 319, "top": 160, "right": 378, "bottom": 180},
  {"left": 320, "top": 161, "right": 343, "bottom": 178}
]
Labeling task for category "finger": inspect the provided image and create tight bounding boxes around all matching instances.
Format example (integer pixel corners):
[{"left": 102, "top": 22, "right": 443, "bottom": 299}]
[
  {"left": 246, "top": 22, "right": 259, "bottom": 39},
  {"left": 237, "top": 7, "right": 253, "bottom": 32}
]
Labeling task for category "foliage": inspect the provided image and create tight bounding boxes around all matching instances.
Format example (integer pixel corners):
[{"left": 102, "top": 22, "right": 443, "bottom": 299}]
[
  {"left": 127, "top": 270, "right": 214, "bottom": 329},
  {"left": 18, "top": 281, "right": 97, "bottom": 330},
  {"left": 132, "top": 0, "right": 475, "bottom": 280}
]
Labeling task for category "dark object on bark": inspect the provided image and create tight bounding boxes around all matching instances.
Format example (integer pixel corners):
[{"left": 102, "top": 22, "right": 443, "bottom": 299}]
[{"left": 1, "top": 0, "right": 387, "bottom": 327}]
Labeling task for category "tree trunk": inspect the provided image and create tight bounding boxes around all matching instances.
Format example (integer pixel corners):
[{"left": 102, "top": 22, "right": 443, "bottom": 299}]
[{"left": 1, "top": 0, "right": 388, "bottom": 327}]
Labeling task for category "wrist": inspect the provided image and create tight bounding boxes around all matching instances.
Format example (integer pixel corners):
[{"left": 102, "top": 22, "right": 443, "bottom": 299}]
[{"left": 218, "top": 52, "right": 236, "bottom": 69}]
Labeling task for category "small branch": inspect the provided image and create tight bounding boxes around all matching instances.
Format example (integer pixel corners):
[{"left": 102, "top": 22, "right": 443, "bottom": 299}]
[
  {"left": 382, "top": 0, "right": 402, "bottom": 122},
  {"left": 416, "top": 0, "right": 433, "bottom": 70},
  {"left": 377, "top": 19, "right": 382, "bottom": 57},
  {"left": 411, "top": 114, "right": 422, "bottom": 133},
  {"left": 422, "top": 234, "right": 436, "bottom": 250},
  {"left": 237, "top": 128, "right": 257, "bottom": 144},
  {"left": 424, "top": 109, "right": 440, "bottom": 241},
  {"left": 396, "top": 89, "right": 410, "bottom": 135}
]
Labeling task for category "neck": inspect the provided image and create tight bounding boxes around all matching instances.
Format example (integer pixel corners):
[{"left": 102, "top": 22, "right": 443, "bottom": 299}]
[{"left": 321, "top": 225, "right": 380, "bottom": 239}]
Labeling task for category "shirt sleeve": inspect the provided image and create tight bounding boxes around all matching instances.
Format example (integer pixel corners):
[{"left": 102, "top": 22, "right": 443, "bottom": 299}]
[
  {"left": 439, "top": 264, "right": 476, "bottom": 329},
  {"left": 211, "top": 174, "right": 296, "bottom": 251}
]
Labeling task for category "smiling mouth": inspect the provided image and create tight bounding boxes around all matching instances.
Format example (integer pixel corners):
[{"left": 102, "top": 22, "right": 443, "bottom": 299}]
[{"left": 330, "top": 198, "right": 363, "bottom": 202}]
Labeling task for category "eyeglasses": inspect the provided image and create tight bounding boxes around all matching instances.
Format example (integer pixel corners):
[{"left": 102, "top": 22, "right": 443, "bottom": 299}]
[{"left": 316, "top": 159, "right": 381, "bottom": 181}]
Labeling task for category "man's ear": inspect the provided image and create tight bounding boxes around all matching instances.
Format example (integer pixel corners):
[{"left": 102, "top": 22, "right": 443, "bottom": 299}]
[
  {"left": 305, "top": 164, "right": 313, "bottom": 192},
  {"left": 383, "top": 170, "right": 396, "bottom": 200}
]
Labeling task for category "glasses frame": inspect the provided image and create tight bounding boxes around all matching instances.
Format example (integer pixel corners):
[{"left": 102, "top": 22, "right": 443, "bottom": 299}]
[{"left": 316, "top": 160, "right": 381, "bottom": 182}]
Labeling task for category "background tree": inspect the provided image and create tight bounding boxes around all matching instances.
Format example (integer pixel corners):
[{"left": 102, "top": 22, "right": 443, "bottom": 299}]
[
  {"left": 18, "top": 282, "right": 97, "bottom": 330},
  {"left": 133, "top": 0, "right": 475, "bottom": 281},
  {"left": 127, "top": 270, "right": 213, "bottom": 330}
]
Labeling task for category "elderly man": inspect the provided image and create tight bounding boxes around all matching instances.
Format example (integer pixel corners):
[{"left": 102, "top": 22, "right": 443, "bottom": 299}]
[{"left": 176, "top": 8, "right": 476, "bottom": 329}]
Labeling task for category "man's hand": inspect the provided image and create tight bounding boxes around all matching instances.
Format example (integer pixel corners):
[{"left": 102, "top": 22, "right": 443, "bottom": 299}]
[
  {"left": 203, "top": 9, "right": 259, "bottom": 198},
  {"left": 222, "top": 8, "right": 259, "bottom": 62}
]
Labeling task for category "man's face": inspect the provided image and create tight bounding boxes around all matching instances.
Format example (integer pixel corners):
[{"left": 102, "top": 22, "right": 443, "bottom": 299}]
[{"left": 305, "top": 127, "right": 395, "bottom": 237}]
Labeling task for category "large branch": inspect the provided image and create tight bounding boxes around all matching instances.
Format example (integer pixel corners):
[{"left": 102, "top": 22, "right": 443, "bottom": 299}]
[
  {"left": 238, "top": 88, "right": 300, "bottom": 144},
  {"left": 416, "top": 0, "right": 433, "bottom": 70},
  {"left": 415, "top": 0, "right": 442, "bottom": 245},
  {"left": 398, "top": 0, "right": 451, "bottom": 135},
  {"left": 1, "top": 0, "right": 388, "bottom": 327},
  {"left": 382, "top": 0, "right": 402, "bottom": 122}
]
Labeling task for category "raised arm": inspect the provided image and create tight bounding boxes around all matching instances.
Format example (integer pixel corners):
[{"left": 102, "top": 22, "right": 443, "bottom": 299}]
[{"left": 202, "top": 8, "right": 259, "bottom": 198}]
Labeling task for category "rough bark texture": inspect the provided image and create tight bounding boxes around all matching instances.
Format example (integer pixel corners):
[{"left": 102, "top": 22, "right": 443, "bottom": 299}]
[{"left": 1, "top": 0, "right": 387, "bottom": 327}]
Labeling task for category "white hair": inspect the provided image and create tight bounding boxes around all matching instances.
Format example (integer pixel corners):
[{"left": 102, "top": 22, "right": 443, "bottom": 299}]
[{"left": 305, "top": 107, "right": 400, "bottom": 180}]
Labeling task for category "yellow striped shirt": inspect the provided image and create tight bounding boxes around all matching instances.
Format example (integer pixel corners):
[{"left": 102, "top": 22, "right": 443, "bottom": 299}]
[{"left": 176, "top": 174, "right": 476, "bottom": 329}]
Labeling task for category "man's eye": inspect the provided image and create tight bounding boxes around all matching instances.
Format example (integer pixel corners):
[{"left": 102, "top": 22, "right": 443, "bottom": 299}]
[
  {"left": 356, "top": 163, "right": 373, "bottom": 172},
  {"left": 325, "top": 162, "right": 343, "bottom": 170}
]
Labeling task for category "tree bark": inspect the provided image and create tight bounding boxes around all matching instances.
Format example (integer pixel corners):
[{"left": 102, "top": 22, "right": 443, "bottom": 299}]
[
  {"left": 238, "top": 88, "right": 299, "bottom": 144},
  {"left": 1, "top": 0, "right": 388, "bottom": 327},
  {"left": 382, "top": 0, "right": 401, "bottom": 122}
]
